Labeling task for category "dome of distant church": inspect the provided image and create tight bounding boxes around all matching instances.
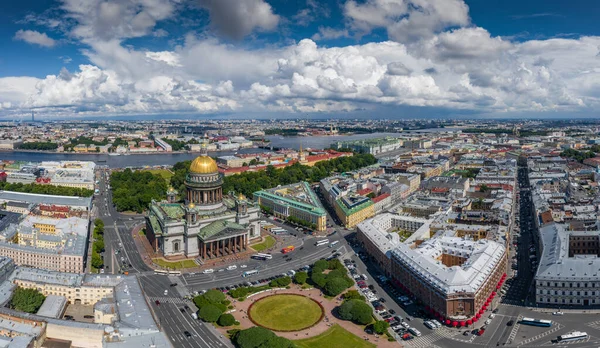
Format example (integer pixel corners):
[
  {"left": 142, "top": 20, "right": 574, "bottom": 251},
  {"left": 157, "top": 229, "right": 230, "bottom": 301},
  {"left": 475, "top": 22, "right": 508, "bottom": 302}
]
[{"left": 190, "top": 155, "right": 219, "bottom": 174}]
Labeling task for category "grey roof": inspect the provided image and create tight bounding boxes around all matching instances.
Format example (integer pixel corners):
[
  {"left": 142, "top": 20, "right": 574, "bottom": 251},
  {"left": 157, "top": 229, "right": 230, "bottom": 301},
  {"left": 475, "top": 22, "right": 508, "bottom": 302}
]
[
  {"left": 36, "top": 295, "right": 67, "bottom": 318},
  {"left": 536, "top": 223, "right": 600, "bottom": 281},
  {"left": 0, "top": 334, "right": 34, "bottom": 348},
  {"left": 0, "top": 191, "right": 92, "bottom": 210}
]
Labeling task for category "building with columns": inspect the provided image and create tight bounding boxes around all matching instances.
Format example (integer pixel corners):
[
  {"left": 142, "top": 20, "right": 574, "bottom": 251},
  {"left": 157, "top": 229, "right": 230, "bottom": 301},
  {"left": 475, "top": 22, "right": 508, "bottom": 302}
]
[{"left": 146, "top": 146, "right": 260, "bottom": 259}]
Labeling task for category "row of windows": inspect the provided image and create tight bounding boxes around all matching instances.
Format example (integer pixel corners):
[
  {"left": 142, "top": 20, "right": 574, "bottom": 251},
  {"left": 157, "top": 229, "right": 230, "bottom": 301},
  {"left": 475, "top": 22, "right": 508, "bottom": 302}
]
[
  {"left": 539, "top": 297, "right": 597, "bottom": 304},
  {"left": 541, "top": 290, "right": 598, "bottom": 296},
  {"left": 540, "top": 282, "right": 600, "bottom": 288}
]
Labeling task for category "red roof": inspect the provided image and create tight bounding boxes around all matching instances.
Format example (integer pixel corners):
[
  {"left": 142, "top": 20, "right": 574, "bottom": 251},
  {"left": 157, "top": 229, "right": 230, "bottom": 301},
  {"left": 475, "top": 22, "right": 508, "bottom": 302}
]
[
  {"left": 372, "top": 193, "right": 390, "bottom": 203},
  {"left": 357, "top": 188, "right": 372, "bottom": 196}
]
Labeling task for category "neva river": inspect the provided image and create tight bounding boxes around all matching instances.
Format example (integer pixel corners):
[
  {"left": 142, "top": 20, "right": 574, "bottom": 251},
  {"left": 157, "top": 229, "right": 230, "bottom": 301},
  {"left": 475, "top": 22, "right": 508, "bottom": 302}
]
[
  {"left": 0, "top": 128, "right": 459, "bottom": 168},
  {"left": 0, "top": 148, "right": 266, "bottom": 168},
  {"left": 265, "top": 128, "right": 459, "bottom": 150}
]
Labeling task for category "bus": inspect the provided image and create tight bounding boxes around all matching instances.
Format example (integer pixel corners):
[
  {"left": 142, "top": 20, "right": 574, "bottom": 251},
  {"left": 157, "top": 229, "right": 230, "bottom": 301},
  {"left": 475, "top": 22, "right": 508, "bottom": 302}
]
[
  {"left": 520, "top": 317, "right": 552, "bottom": 327},
  {"left": 329, "top": 240, "right": 339, "bottom": 248},
  {"left": 557, "top": 331, "right": 588, "bottom": 342},
  {"left": 242, "top": 270, "right": 259, "bottom": 277},
  {"left": 315, "top": 239, "right": 330, "bottom": 246},
  {"left": 282, "top": 246, "right": 295, "bottom": 254},
  {"left": 251, "top": 253, "right": 273, "bottom": 260}
]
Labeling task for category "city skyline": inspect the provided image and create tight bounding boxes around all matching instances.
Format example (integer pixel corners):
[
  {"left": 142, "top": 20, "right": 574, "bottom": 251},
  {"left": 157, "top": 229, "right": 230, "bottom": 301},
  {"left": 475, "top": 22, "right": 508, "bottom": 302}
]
[{"left": 0, "top": 0, "right": 599, "bottom": 120}]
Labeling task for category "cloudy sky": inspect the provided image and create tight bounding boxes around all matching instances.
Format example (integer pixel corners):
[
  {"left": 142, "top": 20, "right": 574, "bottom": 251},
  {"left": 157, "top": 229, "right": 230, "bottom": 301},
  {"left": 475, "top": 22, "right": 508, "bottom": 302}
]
[{"left": 0, "top": 0, "right": 599, "bottom": 119}]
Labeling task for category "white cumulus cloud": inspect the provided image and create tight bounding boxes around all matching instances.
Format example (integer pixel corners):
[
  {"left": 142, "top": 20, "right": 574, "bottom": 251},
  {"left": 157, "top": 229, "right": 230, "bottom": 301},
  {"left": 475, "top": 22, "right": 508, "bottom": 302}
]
[{"left": 14, "top": 30, "right": 57, "bottom": 47}]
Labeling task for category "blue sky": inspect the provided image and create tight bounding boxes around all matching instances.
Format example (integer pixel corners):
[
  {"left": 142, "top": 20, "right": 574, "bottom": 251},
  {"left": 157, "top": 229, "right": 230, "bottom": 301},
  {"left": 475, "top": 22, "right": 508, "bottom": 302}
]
[{"left": 0, "top": 0, "right": 599, "bottom": 119}]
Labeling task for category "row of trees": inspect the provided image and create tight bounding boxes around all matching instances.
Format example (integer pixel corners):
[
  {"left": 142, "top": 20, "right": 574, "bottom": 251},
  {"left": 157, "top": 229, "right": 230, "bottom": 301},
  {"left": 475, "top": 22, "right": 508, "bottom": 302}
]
[
  {"left": 18, "top": 142, "right": 58, "bottom": 150},
  {"left": 0, "top": 182, "right": 93, "bottom": 197},
  {"left": 91, "top": 219, "right": 105, "bottom": 270},
  {"left": 110, "top": 169, "right": 167, "bottom": 212}
]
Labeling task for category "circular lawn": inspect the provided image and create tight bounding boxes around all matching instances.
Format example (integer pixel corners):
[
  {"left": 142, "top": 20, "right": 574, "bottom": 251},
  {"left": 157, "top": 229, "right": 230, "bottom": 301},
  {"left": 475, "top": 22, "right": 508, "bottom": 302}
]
[{"left": 248, "top": 294, "right": 324, "bottom": 332}]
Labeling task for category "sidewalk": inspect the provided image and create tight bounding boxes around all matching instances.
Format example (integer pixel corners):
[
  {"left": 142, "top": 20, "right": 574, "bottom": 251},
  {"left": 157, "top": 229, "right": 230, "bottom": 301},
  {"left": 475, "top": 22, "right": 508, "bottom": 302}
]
[{"left": 219, "top": 285, "right": 397, "bottom": 347}]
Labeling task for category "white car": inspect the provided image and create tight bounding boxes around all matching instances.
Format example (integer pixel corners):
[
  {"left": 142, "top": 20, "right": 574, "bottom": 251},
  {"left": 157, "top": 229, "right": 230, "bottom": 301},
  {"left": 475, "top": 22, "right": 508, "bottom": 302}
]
[
  {"left": 552, "top": 311, "right": 564, "bottom": 316},
  {"left": 240, "top": 265, "right": 247, "bottom": 269},
  {"left": 203, "top": 269, "right": 214, "bottom": 274},
  {"left": 227, "top": 265, "right": 238, "bottom": 271},
  {"left": 484, "top": 319, "right": 491, "bottom": 325}
]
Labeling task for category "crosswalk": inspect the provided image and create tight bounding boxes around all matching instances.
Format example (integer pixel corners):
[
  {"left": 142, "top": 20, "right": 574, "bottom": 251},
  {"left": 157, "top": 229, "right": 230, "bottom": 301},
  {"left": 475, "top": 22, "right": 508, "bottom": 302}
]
[
  {"left": 585, "top": 319, "right": 600, "bottom": 330},
  {"left": 506, "top": 316, "right": 522, "bottom": 344},
  {"left": 403, "top": 328, "right": 455, "bottom": 348},
  {"left": 148, "top": 296, "right": 192, "bottom": 305},
  {"left": 515, "top": 323, "right": 563, "bottom": 345}
]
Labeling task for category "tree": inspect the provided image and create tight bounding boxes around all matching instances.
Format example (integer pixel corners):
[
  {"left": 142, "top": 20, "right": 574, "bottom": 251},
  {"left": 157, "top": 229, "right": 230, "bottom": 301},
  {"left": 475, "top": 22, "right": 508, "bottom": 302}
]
[
  {"left": 94, "top": 218, "right": 104, "bottom": 229},
  {"left": 294, "top": 271, "right": 308, "bottom": 284},
  {"left": 91, "top": 252, "right": 103, "bottom": 269},
  {"left": 198, "top": 304, "right": 223, "bottom": 322},
  {"left": 93, "top": 238, "right": 105, "bottom": 253},
  {"left": 372, "top": 320, "right": 390, "bottom": 334},
  {"left": 203, "top": 289, "right": 226, "bottom": 304},
  {"left": 218, "top": 313, "right": 236, "bottom": 326},
  {"left": 338, "top": 299, "right": 373, "bottom": 325},
  {"left": 342, "top": 290, "right": 365, "bottom": 302},
  {"left": 10, "top": 287, "right": 46, "bottom": 313},
  {"left": 310, "top": 272, "right": 327, "bottom": 288},
  {"left": 313, "top": 259, "right": 329, "bottom": 272},
  {"left": 229, "top": 287, "right": 250, "bottom": 299},
  {"left": 233, "top": 327, "right": 294, "bottom": 348},
  {"left": 269, "top": 276, "right": 291, "bottom": 288},
  {"left": 324, "top": 277, "right": 350, "bottom": 296}
]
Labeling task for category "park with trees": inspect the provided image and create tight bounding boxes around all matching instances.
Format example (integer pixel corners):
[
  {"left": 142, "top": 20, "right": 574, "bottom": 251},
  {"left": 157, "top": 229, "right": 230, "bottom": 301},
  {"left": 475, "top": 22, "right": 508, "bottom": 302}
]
[
  {"left": 110, "top": 168, "right": 167, "bottom": 212},
  {"left": 169, "top": 153, "right": 377, "bottom": 200}
]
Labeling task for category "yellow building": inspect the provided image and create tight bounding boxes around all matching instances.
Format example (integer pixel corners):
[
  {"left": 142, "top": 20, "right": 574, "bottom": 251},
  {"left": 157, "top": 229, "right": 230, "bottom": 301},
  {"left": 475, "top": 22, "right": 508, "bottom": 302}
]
[{"left": 334, "top": 196, "right": 375, "bottom": 228}]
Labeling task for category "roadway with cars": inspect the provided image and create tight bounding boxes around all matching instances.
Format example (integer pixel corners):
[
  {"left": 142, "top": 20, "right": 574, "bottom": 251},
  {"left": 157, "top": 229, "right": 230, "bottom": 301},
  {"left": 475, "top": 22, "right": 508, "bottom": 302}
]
[{"left": 95, "top": 168, "right": 229, "bottom": 348}]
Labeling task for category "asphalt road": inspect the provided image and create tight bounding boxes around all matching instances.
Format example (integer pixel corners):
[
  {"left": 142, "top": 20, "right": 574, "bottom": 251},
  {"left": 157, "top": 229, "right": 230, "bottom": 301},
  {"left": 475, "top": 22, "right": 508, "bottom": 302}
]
[
  {"left": 95, "top": 168, "right": 228, "bottom": 348},
  {"left": 139, "top": 274, "right": 232, "bottom": 348}
]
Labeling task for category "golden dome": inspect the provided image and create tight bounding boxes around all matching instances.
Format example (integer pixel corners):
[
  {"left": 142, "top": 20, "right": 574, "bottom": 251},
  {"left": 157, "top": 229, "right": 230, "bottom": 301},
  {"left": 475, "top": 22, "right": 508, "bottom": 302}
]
[
  {"left": 237, "top": 193, "right": 246, "bottom": 200},
  {"left": 190, "top": 155, "right": 218, "bottom": 174},
  {"left": 188, "top": 202, "right": 196, "bottom": 209}
]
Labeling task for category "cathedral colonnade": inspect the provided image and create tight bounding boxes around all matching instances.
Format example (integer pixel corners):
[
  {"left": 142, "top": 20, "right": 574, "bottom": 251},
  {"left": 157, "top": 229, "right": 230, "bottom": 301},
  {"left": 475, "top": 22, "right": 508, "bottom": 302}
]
[{"left": 199, "top": 235, "right": 247, "bottom": 259}]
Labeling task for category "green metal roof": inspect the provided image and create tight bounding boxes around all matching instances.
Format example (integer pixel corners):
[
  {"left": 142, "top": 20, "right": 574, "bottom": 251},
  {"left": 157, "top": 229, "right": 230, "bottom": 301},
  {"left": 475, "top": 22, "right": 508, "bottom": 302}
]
[
  {"left": 335, "top": 197, "right": 373, "bottom": 216},
  {"left": 198, "top": 220, "right": 246, "bottom": 241},
  {"left": 253, "top": 181, "right": 326, "bottom": 216}
]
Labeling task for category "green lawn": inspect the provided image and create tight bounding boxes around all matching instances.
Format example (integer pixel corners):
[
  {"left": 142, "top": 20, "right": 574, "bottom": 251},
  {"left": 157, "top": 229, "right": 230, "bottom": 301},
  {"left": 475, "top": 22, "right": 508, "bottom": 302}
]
[
  {"left": 250, "top": 235, "right": 276, "bottom": 252},
  {"left": 153, "top": 258, "right": 197, "bottom": 269},
  {"left": 144, "top": 169, "right": 173, "bottom": 182},
  {"left": 294, "top": 324, "right": 375, "bottom": 348},
  {"left": 249, "top": 295, "right": 323, "bottom": 331}
]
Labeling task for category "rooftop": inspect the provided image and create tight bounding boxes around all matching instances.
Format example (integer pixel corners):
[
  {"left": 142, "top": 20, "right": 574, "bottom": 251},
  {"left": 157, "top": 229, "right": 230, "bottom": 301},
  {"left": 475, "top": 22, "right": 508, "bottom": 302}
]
[{"left": 0, "top": 191, "right": 92, "bottom": 210}]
